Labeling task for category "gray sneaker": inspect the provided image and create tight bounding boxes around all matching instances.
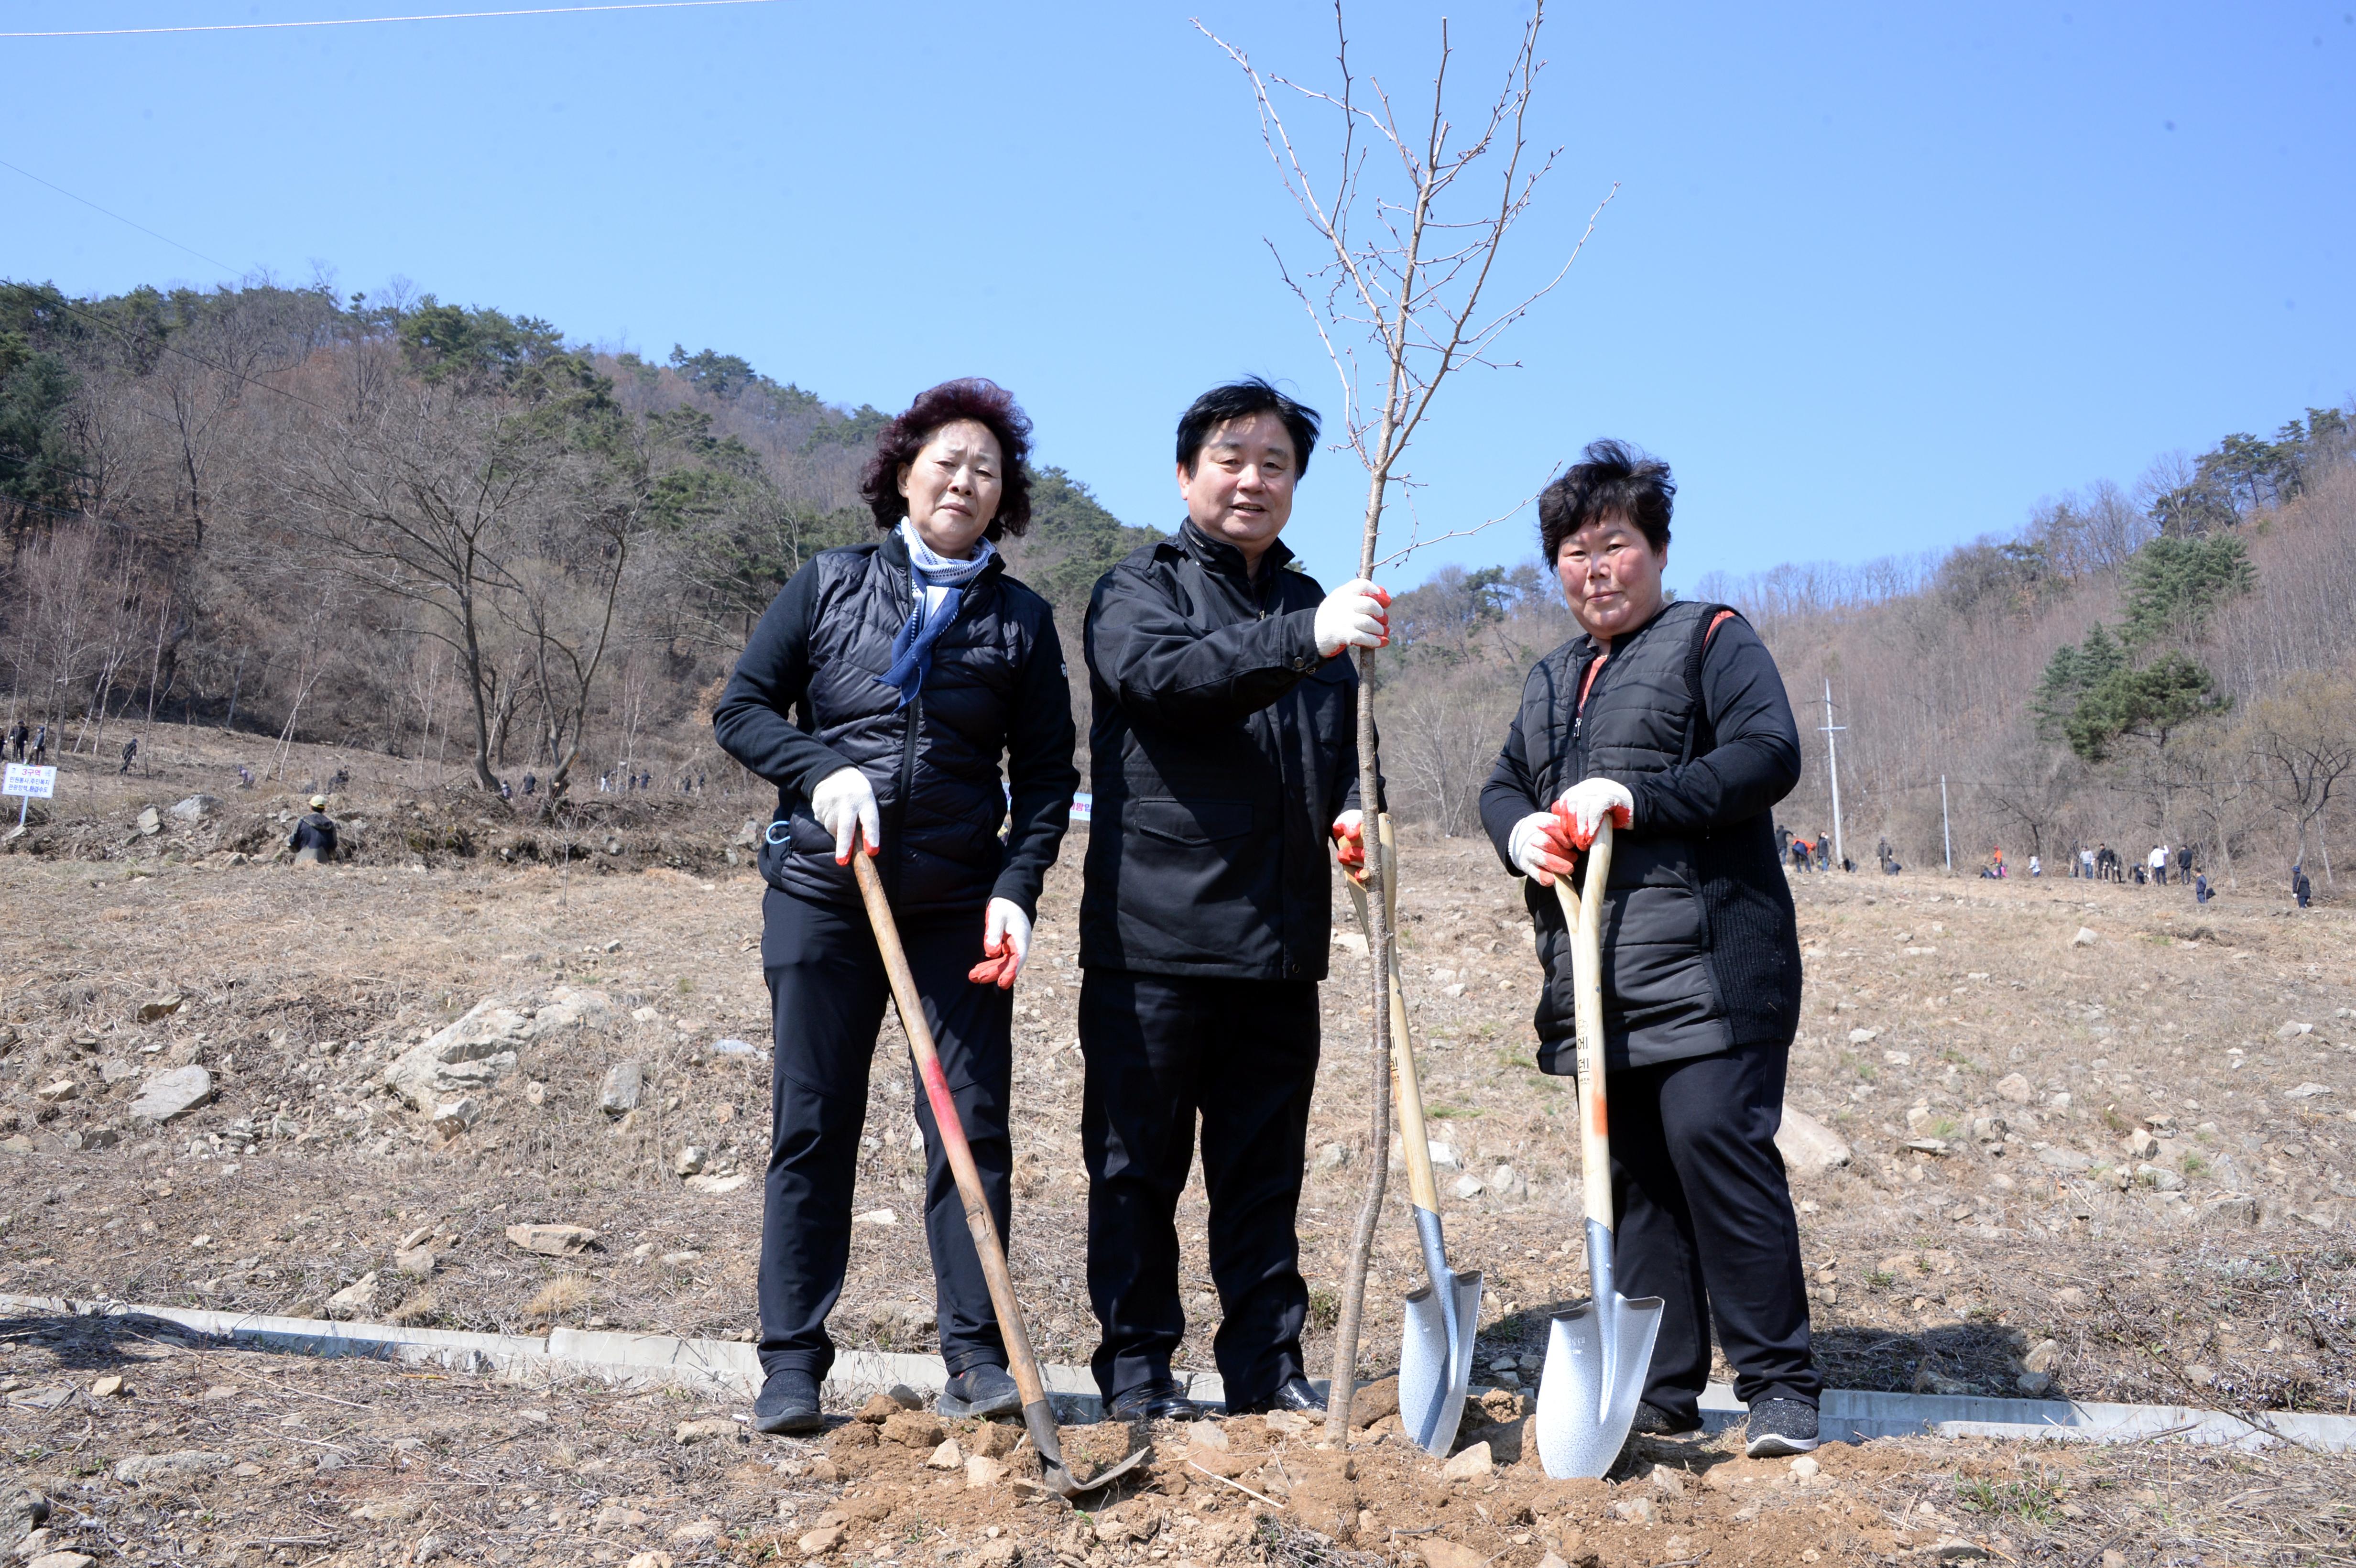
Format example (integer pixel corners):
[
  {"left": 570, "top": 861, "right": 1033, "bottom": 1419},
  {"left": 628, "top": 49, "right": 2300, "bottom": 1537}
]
[
  {"left": 1744, "top": 1397, "right": 1820, "bottom": 1457},
  {"left": 938, "top": 1363, "right": 1021, "bottom": 1419}
]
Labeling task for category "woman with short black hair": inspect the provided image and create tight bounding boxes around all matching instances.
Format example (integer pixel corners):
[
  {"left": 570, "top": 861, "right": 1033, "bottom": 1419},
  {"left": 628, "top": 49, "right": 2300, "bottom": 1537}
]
[
  {"left": 714, "top": 378, "right": 1079, "bottom": 1433},
  {"left": 1481, "top": 439, "right": 1824, "bottom": 1458}
]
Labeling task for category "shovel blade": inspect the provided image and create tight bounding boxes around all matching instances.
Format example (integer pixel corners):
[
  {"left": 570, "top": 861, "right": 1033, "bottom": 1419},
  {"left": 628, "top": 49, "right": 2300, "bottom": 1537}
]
[
  {"left": 1534, "top": 1295, "right": 1666, "bottom": 1479},
  {"left": 1398, "top": 1268, "right": 1485, "bottom": 1456}
]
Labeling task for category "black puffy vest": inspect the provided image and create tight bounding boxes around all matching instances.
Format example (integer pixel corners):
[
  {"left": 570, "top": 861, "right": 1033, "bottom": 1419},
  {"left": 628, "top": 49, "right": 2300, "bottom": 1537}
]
[
  {"left": 1519, "top": 599, "right": 1801, "bottom": 1071},
  {"left": 759, "top": 538, "right": 1054, "bottom": 916}
]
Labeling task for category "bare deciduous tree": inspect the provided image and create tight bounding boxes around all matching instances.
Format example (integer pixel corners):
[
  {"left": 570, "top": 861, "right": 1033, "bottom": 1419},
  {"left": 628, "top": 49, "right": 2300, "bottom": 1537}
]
[{"left": 1202, "top": 0, "right": 1610, "bottom": 1436}]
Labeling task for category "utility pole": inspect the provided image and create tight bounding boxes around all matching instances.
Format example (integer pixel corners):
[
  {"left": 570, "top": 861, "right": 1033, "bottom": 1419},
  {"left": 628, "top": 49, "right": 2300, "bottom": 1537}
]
[
  {"left": 1818, "top": 679, "right": 1846, "bottom": 870},
  {"left": 1941, "top": 775, "right": 1952, "bottom": 871}
]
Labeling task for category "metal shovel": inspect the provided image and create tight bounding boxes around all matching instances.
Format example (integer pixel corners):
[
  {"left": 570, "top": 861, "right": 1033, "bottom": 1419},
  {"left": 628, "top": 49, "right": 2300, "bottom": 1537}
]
[
  {"left": 851, "top": 846, "right": 1148, "bottom": 1498},
  {"left": 1344, "top": 814, "right": 1483, "bottom": 1457},
  {"left": 1534, "top": 818, "right": 1665, "bottom": 1478}
]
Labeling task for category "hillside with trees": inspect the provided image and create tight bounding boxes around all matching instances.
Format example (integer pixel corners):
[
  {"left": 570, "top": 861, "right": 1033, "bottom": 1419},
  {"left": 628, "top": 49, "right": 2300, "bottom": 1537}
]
[
  {"left": 0, "top": 276, "right": 1157, "bottom": 795},
  {"left": 1373, "top": 408, "right": 2356, "bottom": 896},
  {"left": 3, "top": 273, "right": 2349, "bottom": 893}
]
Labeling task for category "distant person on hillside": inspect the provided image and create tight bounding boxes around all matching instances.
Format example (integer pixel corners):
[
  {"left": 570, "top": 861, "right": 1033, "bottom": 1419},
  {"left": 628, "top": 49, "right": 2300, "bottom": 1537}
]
[
  {"left": 1815, "top": 833, "right": 1831, "bottom": 871},
  {"left": 1789, "top": 837, "right": 1811, "bottom": 873},
  {"left": 1483, "top": 438, "right": 1823, "bottom": 1459},
  {"left": 713, "top": 377, "right": 1078, "bottom": 1438},
  {"left": 119, "top": 737, "right": 137, "bottom": 773},
  {"left": 2293, "top": 864, "right": 2312, "bottom": 908},
  {"left": 2195, "top": 870, "right": 2211, "bottom": 904},
  {"left": 29, "top": 725, "right": 46, "bottom": 764},
  {"left": 2079, "top": 844, "right": 2095, "bottom": 879},
  {"left": 2177, "top": 845, "right": 2194, "bottom": 883},
  {"left": 523, "top": 772, "right": 537, "bottom": 797},
  {"left": 2131, "top": 860, "right": 2146, "bottom": 885},
  {"left": 236, "top": 764, "right": 255, "bottom": 790},
  {"left": 2150, "top": 844, "right": 2169, "bottom": 885},
  {"left": 6, "top": 721, "right": 24, "bottom": 762},
  {"left": 288, "top": 795, "right": 338, "bottom": 864},
  {"left": 2029, "top": 854, "right": 2041, "bottom": 878},
  {"left": 1777, "top": 824, "right": 1792, "bottom": 860}
]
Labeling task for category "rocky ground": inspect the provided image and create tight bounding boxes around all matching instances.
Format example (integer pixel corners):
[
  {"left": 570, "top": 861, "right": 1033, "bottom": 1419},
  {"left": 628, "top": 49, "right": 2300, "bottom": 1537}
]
[{"left": 4, "top": 733, "right": 2355, "bottom": 1566}]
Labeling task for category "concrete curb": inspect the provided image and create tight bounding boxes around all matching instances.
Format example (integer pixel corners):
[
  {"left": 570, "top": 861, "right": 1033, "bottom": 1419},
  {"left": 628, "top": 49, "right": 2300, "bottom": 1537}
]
[{"left": 6, "top": 1292, "right": 2350, "bottom": 1450}]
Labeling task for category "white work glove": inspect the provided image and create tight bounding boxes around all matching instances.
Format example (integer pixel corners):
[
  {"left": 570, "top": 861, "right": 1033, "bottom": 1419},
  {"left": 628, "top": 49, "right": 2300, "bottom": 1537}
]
[
  {"left": 1507, "top": 810, "right": 1578, "bottom": 886},
  {"left": 1552, "top": 777, "right": 1635, "bottom": 850},
  {"left": 809, "top": 765, "right": 881, "bottom": 864},
  {"left": 969, "top": 897, "right": 1032, "bottom": 989},
  {"left": 1313, "top": 578, "right": 1392, "bottom": 658}
]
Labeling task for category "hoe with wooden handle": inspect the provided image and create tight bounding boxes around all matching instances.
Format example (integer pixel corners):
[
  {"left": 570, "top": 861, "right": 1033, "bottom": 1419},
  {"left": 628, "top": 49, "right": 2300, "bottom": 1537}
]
[
  {"left": 1343, "top": 815, "right": 1483, "bottom": 1457},
  {"left": 1534, "top": 818, "right": 1665, "bottom": 1478},
  {"left": 851, "top": 844, "right": 1147, "bottom": 1498}
]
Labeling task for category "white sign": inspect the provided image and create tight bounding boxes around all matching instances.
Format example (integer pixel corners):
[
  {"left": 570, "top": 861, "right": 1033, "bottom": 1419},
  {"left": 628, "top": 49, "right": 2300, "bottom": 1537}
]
[
  {"left": 1070, "top": 792, "right": 1092, "bottom": 825},
  {"left": 2, "top": 764, "right": 56, "bottom": 800}
]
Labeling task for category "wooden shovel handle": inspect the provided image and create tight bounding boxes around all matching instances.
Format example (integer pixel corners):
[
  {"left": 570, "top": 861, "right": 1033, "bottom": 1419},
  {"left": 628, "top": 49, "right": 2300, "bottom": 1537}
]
[
  {"left": 1351, "top": 816, "right": 1438, "bottom": 1212},
  {"left": 851, "top": 849, "right": 1051, "bottom": 1413},
  {"left": 1549, "top": 819, "right": 1615, "bottom": 1230}
]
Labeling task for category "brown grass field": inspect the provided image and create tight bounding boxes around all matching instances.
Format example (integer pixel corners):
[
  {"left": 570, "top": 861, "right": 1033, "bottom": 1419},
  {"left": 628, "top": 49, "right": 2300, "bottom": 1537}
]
[{"left": 4, "top": 730, "right": 2353, "bottom": 1567}]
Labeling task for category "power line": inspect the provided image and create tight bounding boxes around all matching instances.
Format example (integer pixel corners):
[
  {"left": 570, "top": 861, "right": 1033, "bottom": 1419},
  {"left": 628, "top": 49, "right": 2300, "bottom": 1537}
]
[
  {"left": 1, "top": 0, "right": 779, "bottom": 38},
  {"left": 0, "top": 158, "right": 244, "bottom": 277}
]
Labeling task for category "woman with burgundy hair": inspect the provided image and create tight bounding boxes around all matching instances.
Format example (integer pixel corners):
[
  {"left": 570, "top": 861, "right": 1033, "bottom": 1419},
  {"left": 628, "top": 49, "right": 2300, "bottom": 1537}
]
[{"left": 714, "top": 379, "right": 1080, "bottom": 1433}]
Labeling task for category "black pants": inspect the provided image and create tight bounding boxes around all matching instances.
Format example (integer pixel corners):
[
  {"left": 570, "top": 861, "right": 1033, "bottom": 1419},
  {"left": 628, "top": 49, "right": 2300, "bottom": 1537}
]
[
  {"left": 758, "top": 889, "right": 1012, "bottom": 1382},
  {"left": 1079, "top": 969, "right": 1319, "bottom": 1407},
  {"left": 1607, "top": 1039, "right": 1821, "bottom": 1424}
]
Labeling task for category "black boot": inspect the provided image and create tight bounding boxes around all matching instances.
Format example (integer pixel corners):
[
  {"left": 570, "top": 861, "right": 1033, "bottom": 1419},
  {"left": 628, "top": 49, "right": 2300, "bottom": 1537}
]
[{"left": 753, "top": 1369, "right": 824, "bottom": 1435}]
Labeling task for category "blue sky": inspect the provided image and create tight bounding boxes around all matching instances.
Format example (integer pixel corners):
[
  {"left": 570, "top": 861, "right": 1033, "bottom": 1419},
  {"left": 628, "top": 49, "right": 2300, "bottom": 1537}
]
[{"left": 4, "top": 0, "right": 2351, "bottom": 592}]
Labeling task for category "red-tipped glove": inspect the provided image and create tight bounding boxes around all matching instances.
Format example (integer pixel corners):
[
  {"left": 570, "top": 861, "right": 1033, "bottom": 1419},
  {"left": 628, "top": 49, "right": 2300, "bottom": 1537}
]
[
  {"left": 1552, "top": 778, "right": 1634, "bottom": 850},
  {"left": 1331, "top": 809, "right": 1369, "bottom": 887},
  {"left": 1313, "top": 579, "right": 1393, "bottom": 657},
  {"left": 1507, "top": 810, "right": 1579, "bottom": 887},
  {"left": 966, "top": 898, "right": 1031, "bottom": 989}
]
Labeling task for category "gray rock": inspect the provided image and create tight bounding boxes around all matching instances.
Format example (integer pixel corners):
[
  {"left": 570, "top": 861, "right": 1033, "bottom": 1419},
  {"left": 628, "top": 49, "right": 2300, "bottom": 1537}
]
[
  {"left": 674, "top": 1144, "right": 708, "bottom": 1177},
  {"left": 1994, "top": 1073, "right": 2034, "bottom": 1104},
  {"left": 504, "top": 1222, "right": 599, "bottom": 1256},
  {"left": 2135, "top": 1163, "right": 2185, "bottom": 1191},
  {"left": 325, "top": 1273, "right": 378, "bottom": 1319},
  {"left": 2071, "top": 927, "right": 2098, "bottom": 947},
  {"left": 1314, "top": 1142, "right": 1350, "bottom": 1171},
  {"left": 135, "top": 807, "right": 163, "bottom": 837},
  {"left": 128, "top": 1066, "right": 212, "bottom": 1124},
  {"left": 114, "top": 1450, "right": 228, "bottom": 1485},
  {"left": 599, "top": 1061, "right": 646, "bottom": 1116},
  {"left": 394, "top": 1246, "right": 437, "bottom": 1279},
  {"left": 430, "top": 1098, "right": 480, "bottom": 1136},
  {"left": 736, "top": 818, "right": 763, "bottom": 849},
  {"left": 2036, "top": 1146, "right": 2093, "bottom": 1172},
  {"left": 169, "top": 795, "right": 218, "bottom": 822},
  {"left": 137, "top": 993, "right": 185, "bottom": 1023},
  {"left": 1775, "top": 1108, "right": 1852, "bottom": 1176},
  {"left": 1449, "top": 1172, "right": 1485, "bottom": 1200},
  {"left": 384, "top": 989, "right": 613, "bottom": 1113},
  {"left": 2199, "top": 1194, "right": 2260, "bottom": 1227}
]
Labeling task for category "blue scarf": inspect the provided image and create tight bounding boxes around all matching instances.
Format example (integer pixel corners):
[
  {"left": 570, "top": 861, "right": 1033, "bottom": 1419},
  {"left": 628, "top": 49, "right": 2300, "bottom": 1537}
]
[{"left": 877, "top": 521, "right": 995, "bottom": 708}]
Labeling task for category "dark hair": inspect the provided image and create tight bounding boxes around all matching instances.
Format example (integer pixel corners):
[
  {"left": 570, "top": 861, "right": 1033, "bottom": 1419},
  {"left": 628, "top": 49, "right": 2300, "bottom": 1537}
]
[
  {"left": 1538, "top": 439, "right": 1675, "bottom": 560},
  {"left": 1175, "top": 376, "right": 1321, "bottom": 478},
  {"left": 861, "top": 378, "right": 1035, "bottom": 539}
]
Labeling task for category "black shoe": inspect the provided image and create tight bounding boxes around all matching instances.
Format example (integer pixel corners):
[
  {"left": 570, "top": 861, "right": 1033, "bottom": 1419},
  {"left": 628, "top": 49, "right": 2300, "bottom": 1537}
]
[
  {"left": 1106, "top": 1378, "right": 1200, "bottom": 1423},
  {"left": 1744, "top": 1397, "right": 1821, "bottom": 1457},
  {"left": 1228, "top": 1377, "right": 1325, "bottom": 1416},
  {"left": 938, "top": 1363, "right": 1022, "bottom": 1419},
  {"left": 1629, "top": 1401, "right": 1703, "bottom": 1437},
  {"left": 753, "top": 1369, "right": 824, "bottom": 1435}
]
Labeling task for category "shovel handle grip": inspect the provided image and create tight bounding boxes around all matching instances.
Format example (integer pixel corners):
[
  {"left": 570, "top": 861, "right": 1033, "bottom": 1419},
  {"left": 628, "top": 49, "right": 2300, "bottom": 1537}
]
[
  {"left": 1551, "top": 819, "right": 1615, "bottom": 1231},
  {"left": 852, "top": 846, "right": 1054, "bottom": 1418}
]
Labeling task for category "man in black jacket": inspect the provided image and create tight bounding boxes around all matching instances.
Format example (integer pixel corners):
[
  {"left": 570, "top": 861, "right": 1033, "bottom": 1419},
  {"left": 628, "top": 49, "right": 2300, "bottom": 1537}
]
[{"left": 1078, "top": 379, "right": 1390, "bottom": 1422}]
